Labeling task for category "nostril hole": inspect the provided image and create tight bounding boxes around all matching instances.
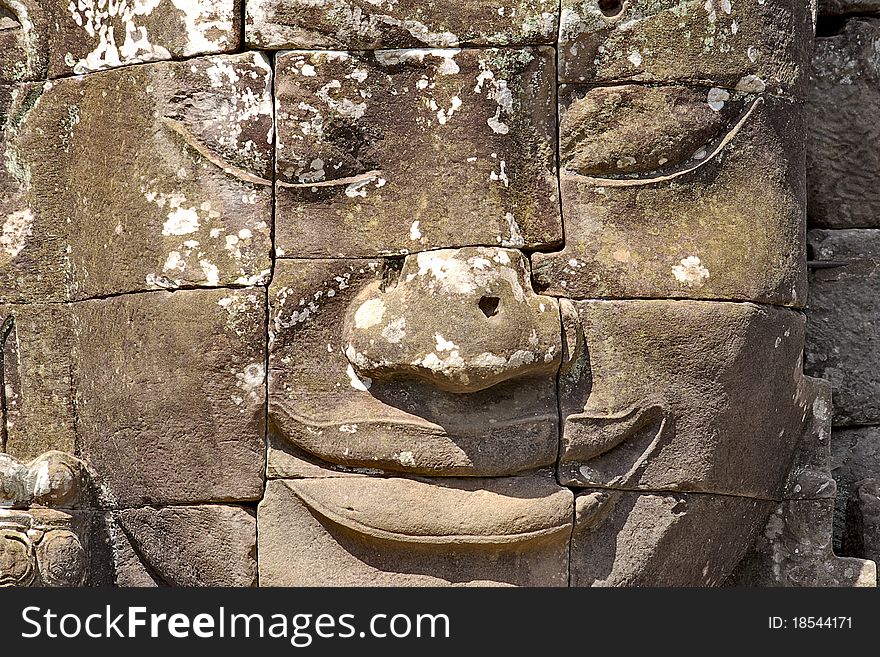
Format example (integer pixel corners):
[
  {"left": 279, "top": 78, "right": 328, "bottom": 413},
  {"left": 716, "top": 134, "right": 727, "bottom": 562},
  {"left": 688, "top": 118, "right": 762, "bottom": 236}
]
[
  {"left": 479, "top": 296, "right": 501, "bottom": 318},
  {"left": 597, "top": 0, "right": 624, "bottom": 17}
]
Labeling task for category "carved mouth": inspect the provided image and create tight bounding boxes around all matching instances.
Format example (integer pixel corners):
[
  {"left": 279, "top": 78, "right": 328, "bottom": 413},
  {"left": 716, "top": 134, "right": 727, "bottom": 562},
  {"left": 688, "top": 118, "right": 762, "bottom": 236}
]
[{"left": 283, "top": 473, "right": 572, "bottom": 547}]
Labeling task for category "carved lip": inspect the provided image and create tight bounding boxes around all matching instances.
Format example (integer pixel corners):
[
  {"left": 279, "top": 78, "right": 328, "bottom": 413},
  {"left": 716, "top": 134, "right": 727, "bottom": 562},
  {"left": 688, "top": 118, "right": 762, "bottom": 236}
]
[{"left": 285, "top": 475, "right": 572, "bottom": 546}]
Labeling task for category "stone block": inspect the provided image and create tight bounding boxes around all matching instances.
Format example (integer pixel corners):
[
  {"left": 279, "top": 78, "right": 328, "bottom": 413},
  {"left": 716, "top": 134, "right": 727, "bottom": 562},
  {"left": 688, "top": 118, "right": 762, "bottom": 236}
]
[
  {"left": 0, "top": 304, "right": 77, "bottom": 460},
  {"left": 258, "top": 472, "right": 572, "bottom": 586},
  {"left": 818, "top": 0, "right": 880, "bottom": 16},
  {"left": 729, "top": 498, "right": 876, "bottom": 586},
  {"left": 246, "top": 0, "right": 558, "bottom": 49},
  {"left": 570, "top": 489, "right": 774, "bottom": 586},
  {"left": 805, "top": 229, "right": 880, "bottom": 425},
  {"left": 558, "top": 299, "right": 819, "bottom": 499},
  {"left": 111, "top": 505, "right": 257, "bottom": 586},
  {"left": 0, "top": 0, "right": 241, "bottom": 83},
  {"left": 844, "top": 478, "right": 880, "bottom": 565},
  {"left": 274, "top": 48, "right": 561, "bottom": 257},
  {"left": 808, "top": 19, "right": 880, "bottom": 229},
  {"left": 268, "top": 253, "right": 560, "bottom": 477},
  {"left": 532, "top": 87, "right": 806, "bottom": 306},
  {"left": 828, "top": 426, "right": 880, "bottom": 549},
  {"left": 73, "top": 288, "right": 266, "bottom": 506},
  {"left": 1, "top": 53, "right": 273, "bottom": 302},
  {"left": 558, "top": 0, "right": 814, "bottom": 95}
]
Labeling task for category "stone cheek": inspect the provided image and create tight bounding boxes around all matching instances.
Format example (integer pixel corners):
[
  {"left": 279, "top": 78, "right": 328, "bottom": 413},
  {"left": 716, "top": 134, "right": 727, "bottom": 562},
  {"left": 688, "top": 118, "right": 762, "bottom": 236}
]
[
  {"left": 558, "top": 300, "right": 817, "bottom": 499},
  {"left": 1, "top": 53, "right": 273, "bottom": 302},
  {"left": 73, "top": 288, "right": 267, "bottom": 507},
  {"left": 110, "top": 505, "right": 257, "bottom": 587},
  {"left": 0, "top": 0, "right": 241, "bottom": 84},
  {"left": 532, "top": 87, "right": 806, "bottom": 307},
  {"left": 273, "top": 47, "right": 561, "bottom": 258},
  {"left": 268, "top": 256, "right": 560, "bottom": 477},
  {"left": 559, "top": 0, "right": 814, "bottom": 95},
  {"left": 246, "top": 0, "right": 559, "bottom": 50}
]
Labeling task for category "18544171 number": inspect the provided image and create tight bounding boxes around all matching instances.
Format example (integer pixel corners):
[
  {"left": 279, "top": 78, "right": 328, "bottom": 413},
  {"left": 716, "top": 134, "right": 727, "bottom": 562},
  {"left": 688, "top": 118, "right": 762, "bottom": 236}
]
[{"left": 769, "top": 617, "right": 852, "bottom": 629}]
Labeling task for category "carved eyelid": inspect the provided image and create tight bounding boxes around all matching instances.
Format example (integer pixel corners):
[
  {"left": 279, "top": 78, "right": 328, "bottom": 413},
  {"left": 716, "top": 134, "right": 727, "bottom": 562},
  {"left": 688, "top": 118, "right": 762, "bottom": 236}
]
[
  {"left": 564, "top": 96, "right": 764, "bottom": 187},
  {"left": 0, "top": 3, "right": 22, "bottom": 31}
]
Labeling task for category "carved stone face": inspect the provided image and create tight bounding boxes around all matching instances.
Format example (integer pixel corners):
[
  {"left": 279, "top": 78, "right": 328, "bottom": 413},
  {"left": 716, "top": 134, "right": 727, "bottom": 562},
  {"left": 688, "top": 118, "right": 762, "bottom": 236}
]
[
  {"left": 2, "top": 0, "right": 852, "bottom": 587},
  {"left": 255, "top": 0, "right": 827, "bottom": 587}
]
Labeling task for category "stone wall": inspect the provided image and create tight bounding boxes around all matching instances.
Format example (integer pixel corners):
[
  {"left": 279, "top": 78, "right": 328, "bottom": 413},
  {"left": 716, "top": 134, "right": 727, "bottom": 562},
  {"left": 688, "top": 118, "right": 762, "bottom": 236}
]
[{"left": 806, "top": 0, "right": 880, "bottom": 569}]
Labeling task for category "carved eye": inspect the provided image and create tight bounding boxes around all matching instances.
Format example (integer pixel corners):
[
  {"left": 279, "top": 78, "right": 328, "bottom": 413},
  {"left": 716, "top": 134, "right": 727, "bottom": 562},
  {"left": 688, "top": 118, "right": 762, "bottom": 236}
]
[
  {"left": 559, "top": 85, "right": 754, "bottom": 182},
  {"left": 0, "top": 4, "right": 22, "bottom": 32}
]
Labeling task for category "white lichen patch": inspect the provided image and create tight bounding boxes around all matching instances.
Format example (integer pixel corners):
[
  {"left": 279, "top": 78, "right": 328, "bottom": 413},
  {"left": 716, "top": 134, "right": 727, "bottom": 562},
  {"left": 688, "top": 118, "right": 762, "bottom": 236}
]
[
  {"left": 67, "top": 0, "right": 236, "bottom": 74},
  {"left": 162, "top": 206, "right": 201, "bottom": 236},
  {"left": 235, "top": 362, "right": 265, "bottom": 400},
  {"left": 381, "top": 317, "right": 406, "bottom": 343},
  {"left": 346, "top": 363, "right": 372, "bottom": 391},
  {"left": 354, "top": 298, "right": 386, "bottom": 329},
  {"left": 672, "top": 256, "right": 711, "bottom": 287},
  {"left": 409, "top": 221, "right": 422, "bottom": 241},
  {"left": 1, "top": 208, "right": 34, "bottom": 258},
  {"left": 707, "top": 87, "right": 730, "bottom": 111}
]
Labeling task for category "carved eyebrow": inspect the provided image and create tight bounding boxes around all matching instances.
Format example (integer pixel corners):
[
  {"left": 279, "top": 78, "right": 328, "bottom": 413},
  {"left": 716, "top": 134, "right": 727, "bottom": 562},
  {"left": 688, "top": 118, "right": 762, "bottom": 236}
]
[
  {"left": 161, "top": 116, "right": 273, "bottom": 186},
  {"left": 562, "top": 96, "right": 765, "bottom": 188}
]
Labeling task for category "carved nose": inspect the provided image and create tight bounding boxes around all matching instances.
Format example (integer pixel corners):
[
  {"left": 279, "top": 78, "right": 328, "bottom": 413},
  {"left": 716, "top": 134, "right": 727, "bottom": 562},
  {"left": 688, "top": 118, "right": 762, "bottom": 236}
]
[{"left": 342, "top": 247, "right": 562, "bottom": 393}]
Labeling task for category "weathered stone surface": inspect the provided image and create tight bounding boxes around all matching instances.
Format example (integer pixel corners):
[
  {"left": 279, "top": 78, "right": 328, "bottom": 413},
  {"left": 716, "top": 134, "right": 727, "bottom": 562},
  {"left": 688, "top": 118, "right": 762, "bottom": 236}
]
[
  {"left": 818, "top": 0, "right": 880, "bottom": 16},
  {"left": 73, "top": 288, "right": 266, "bottom": 506},
  {"left": 112, "top": 505, "right": 257, "bottom": 586},
  {"left": 843, "top": 479, "right": 880, "bottom": 567},
  {"left": 258, "top": 472, "right": 572, "bottom": 586},
  {"left": 533, "top": 87, "right": 806, "bottom": 306},
  {"left": 782, "top": 379, "right": 838, "bottom": 500},
  {"left": 558, "top": 300, "right": 818, "bottom": 499},
  {"left": 1, "top": 53, "right": 273, "bottom": 303},
  {"left": 828, "top": 426, "right": 880, "bottom": 550},
  {"left": 808, "top": 19, "right": 880, "bottom": 229},
  {"left": 729, "top": 498, "right": 876, "bottom": 586},
  {"left": 246, "top": 0, "right": 559, "bottom": 49},
  {"left": 0, "top": 1, "right": 49, "bottom": 83},
  {"left": 571, "top": 489, "right": 773, "bottom": 586},
  {"left": 558, "top": 0, "right": 814, "bottom": 94},
  {"left": 0, "top": 82, "right": 72, "bottom": 303},
  {"left": 268, "top": 255, "right": 560, "bottom": 477},
  {"left": 0, "top": 0, "right": 241, "bottom": 83},
  {"left": 0, "top": 304, "right": 76, "bottom": 460},
  {"left": 274, "top": 48, "right": 561, "bottom": 257},
  {"left": 805, "top": 229, "right": 880, "bottom": 425}
]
